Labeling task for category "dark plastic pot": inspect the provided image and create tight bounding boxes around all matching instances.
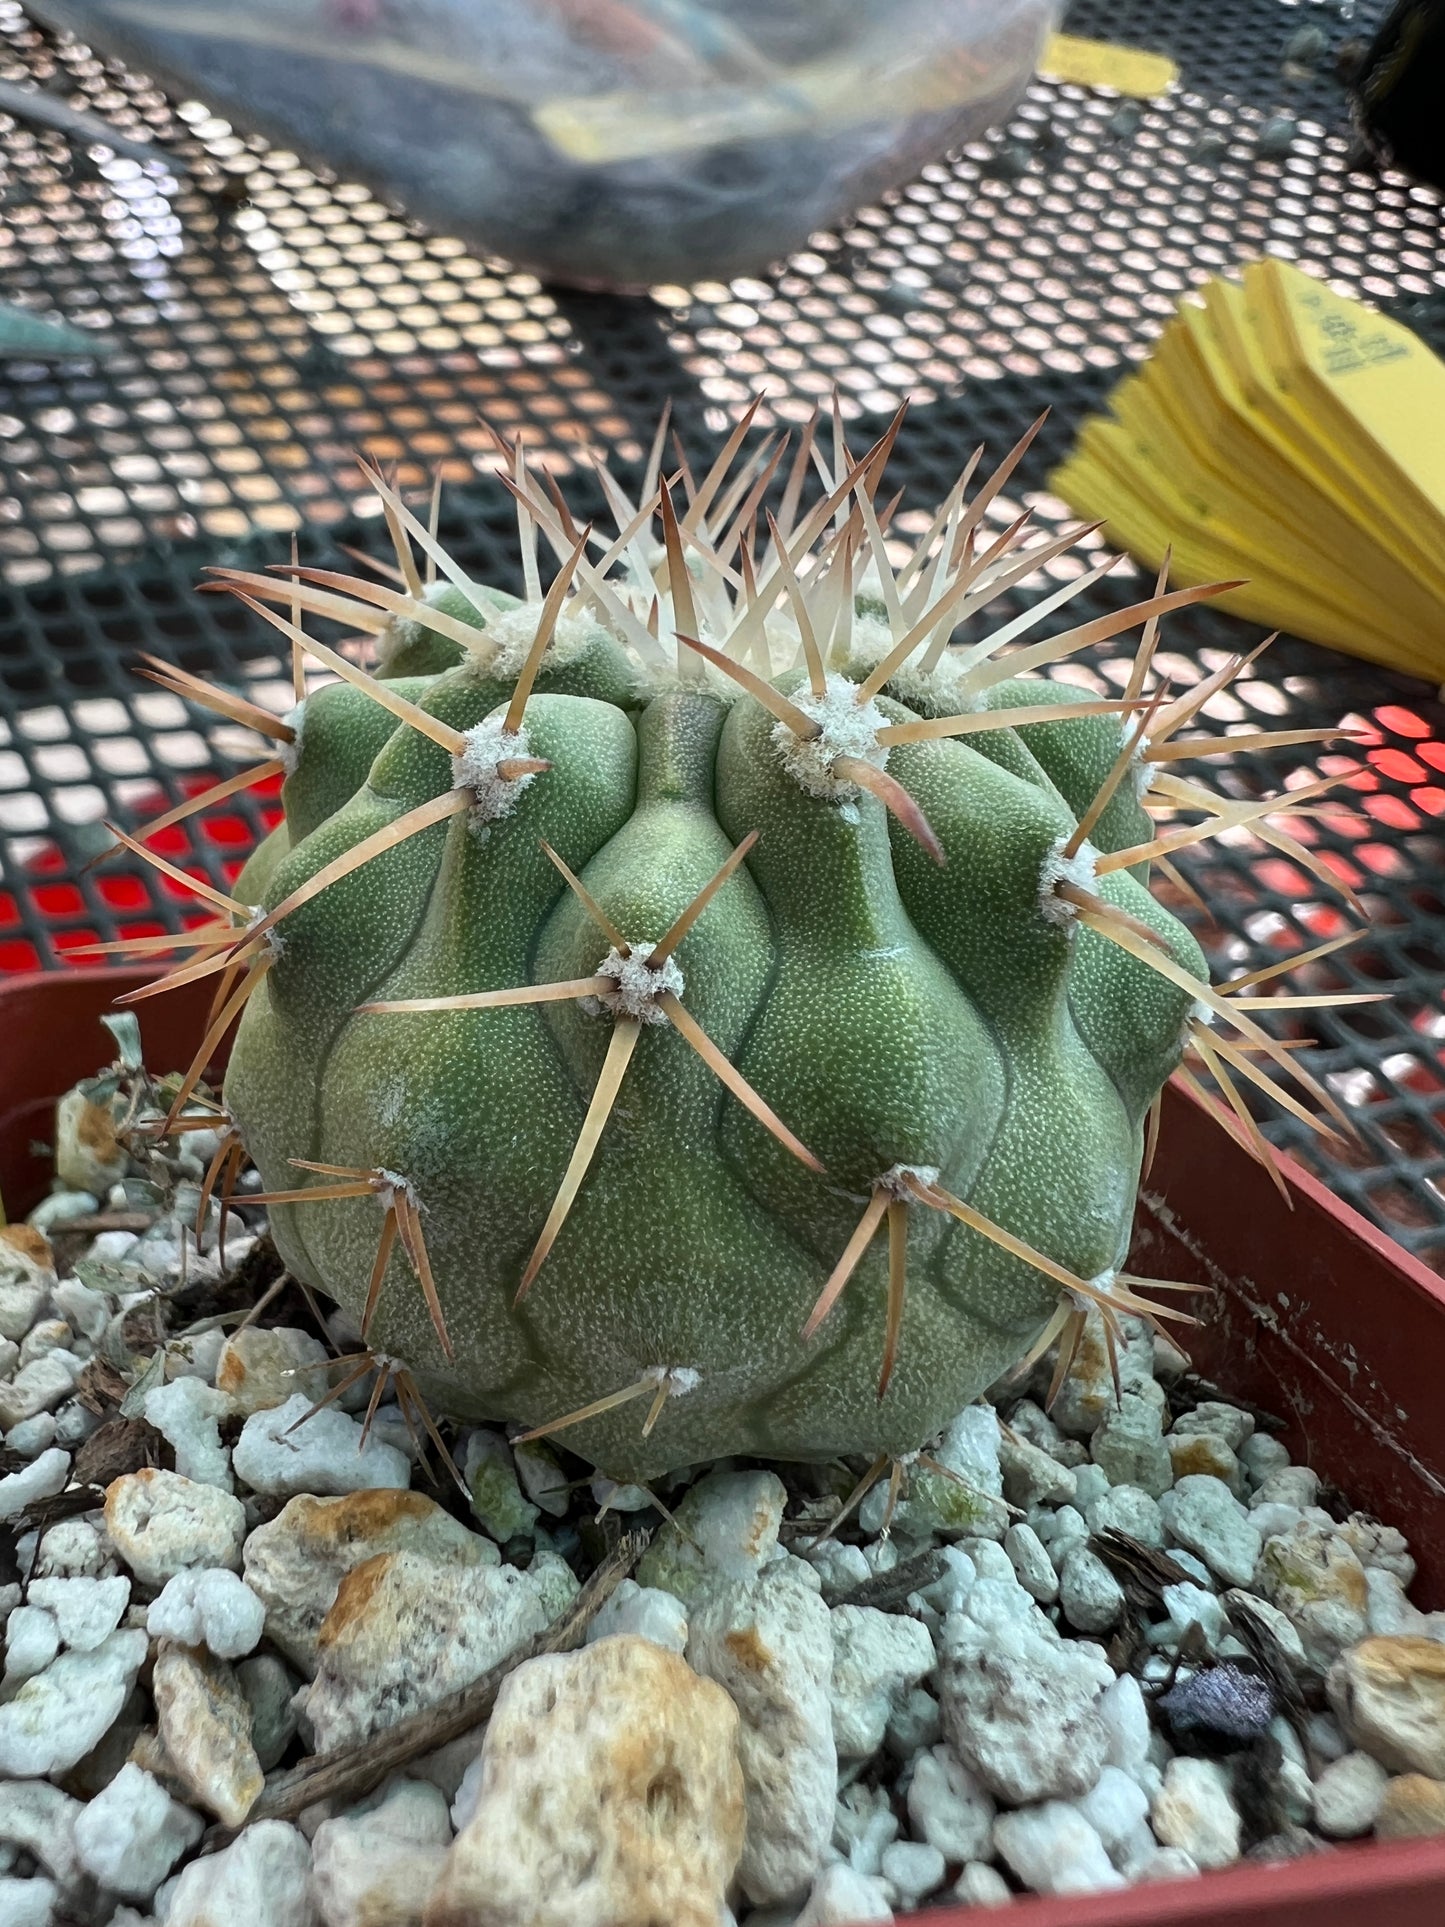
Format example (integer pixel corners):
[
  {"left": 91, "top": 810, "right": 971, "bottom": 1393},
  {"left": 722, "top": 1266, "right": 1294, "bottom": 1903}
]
[{"left": 5, "top": 966, "right": 1445, "bottom": 1925}]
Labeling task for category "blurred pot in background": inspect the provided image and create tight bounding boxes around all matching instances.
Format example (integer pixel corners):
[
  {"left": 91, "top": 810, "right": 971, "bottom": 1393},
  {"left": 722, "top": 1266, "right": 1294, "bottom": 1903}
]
[{"left": 30, "top": 0, "right": 1058, "bottom": 287}]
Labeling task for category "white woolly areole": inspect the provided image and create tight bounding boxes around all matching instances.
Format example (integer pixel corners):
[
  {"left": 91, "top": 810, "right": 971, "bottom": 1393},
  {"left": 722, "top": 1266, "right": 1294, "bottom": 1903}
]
[
  {"left": 773, "top": 670, "right": 890, "bottom": 801},
  {"left": 451, "top": 716, "right": 537, "bottom": 824},
  {"left": 373, "top": 1169, "right": 416, "bottom": 1214},
  {"left": 589, "top": 941, "right": 684, "bottom": 1026},
  {"left": 1128, "top": 736, "right": 1153, "bottom": 803},
  {"left": 484, "top": 602, "right": 595, "bottom": 678},
  {"left": 645, "top": 1364, "right": 700, "bottom": 1396},
  {"left": 1069, "top": 1266, "right": 1117, "bottom": 1312},
  {"left": 245, "top": 908, "right": 285, "bottom": 963},
  {"left": 278, "top": 703, "right": 304, "bottom": 777},
  {"left": 879, "top": 1161, "right": 940, "bottom": 1199},
  {"left": 1038, "top": 834, "right": 1099, "bottom": 928}
]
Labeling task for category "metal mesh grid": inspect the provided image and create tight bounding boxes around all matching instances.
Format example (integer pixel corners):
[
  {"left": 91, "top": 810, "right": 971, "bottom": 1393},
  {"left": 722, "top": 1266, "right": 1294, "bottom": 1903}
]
[{"left": 1, "top": 0, "right": 1445, "bottom": 1266}]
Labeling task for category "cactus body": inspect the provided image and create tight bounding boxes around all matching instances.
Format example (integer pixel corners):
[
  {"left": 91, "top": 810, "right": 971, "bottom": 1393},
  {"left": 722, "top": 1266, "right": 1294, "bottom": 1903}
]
[{"left": 224, "top": 528, "right": 1205, "bottom": 1481}]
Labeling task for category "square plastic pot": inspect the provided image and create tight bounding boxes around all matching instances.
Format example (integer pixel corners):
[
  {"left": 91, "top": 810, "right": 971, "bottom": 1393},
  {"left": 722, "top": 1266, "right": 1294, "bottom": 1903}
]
[{"left": 4, "top": 966, "right": 1445, "bottom": 1925}]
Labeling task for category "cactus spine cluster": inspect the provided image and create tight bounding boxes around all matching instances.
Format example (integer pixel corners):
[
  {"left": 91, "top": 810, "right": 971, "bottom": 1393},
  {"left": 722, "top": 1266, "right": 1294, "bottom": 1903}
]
[{"left": 109, "top": 409, "right": 1351, "bottom": 1486}]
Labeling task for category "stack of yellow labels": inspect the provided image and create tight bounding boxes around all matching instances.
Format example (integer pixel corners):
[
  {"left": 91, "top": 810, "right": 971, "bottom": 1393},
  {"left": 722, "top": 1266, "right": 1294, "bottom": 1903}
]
[{"left": 1050, "top": 257, "right": 1445, "bottom": 679}]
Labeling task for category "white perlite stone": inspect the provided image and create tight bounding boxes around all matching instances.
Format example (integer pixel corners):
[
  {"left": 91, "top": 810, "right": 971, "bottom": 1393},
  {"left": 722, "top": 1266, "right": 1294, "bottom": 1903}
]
[
  {"left": 73, "top": 1765, "right": 203, "bottom": 1901},
  {"left": 585, "top": 1580, "right": 687, "bottom": 1655},
  {"left": 243, "top": 1489, "right": 494, "bottom": 1676},
  {"left": 144, "top": 1379, "right": 233, "bottom": 1491},
  {"left": 993, "top": 1801, "right": 1125, "bottom": 1896},
  {"left": 3, "top": 1608, "right": 59, "bottom": 1684},
  {"left": 687, "top": 1569, "right": 836, "bottom": 1906},
  {"left": 105, "top": 1470, "right": 247, "bottom": 1585},
  {"left": 1004, "top": 1524, "right": 1058, "bottom": 1604},
  {"left": 0, "top": 1255, "right": 51, "bottom": 1342},
  {"left": 1151, "top": 1757, "right": 1242, "bottom": 1870},
  {"left": 794, "top": 1863, "right": 894, "bottom": 1925},
  {"left": 951, "top": 1863, "right": 1012, "bottom": 1908},
  {"left": 0, "top": 1780, "right": 81, "bottom": 1889},
  {"left": 906, "top": 1745, "right": 996, "bottom": 1863},
  {"left": 216, "top": 1326, "right": 335, "bottom": 1416},
  {"left": 428, "top": 1637, "right": 744, "bottom": 1927},
  {"left": 879, "top": 1839, "right": 945, "bottom": 1904},
  {"left": 304, "top": 1554, "right": 566, "bottom": 1751},
  {"left": 0, "top": 1355, "right": 81, "bottom": 1430},
  {"left": 1077, "top": 1765, "right": 1152, "bottom": 1868},
  {"left": 1087, "top": 1484, "right": 1165, "bottom": 1549},
  {"left": 0, "top": 1449, "right": 69, "bottom": 1522},
  {"left": 1058, "top": 1547, "right": 1125, "bottom": 1634},
  {"left": 311, "top": 1778, "right": 451, "bottom": 1927},
  {"left": 834, "top": 1782, "right": 898, "bottom": 1878},
  {"left": 5, "top": 1417, "right": 56, "bottom": 1460},
  {"left": 165, "top": 1820, "right": 316, "bottom": 1927},
  {"left": 27, "top": 1575, "right": 129, "bottom": 1652},
  {"left": 0, "top": 1877, "right": 56, "bottom": 1927},
  {"left": 0, "top": 1629, "right": 147, "bottom": 1776},
  {"left": 1159, "top": 1476, "right": 1262, "bottom": 1588},
  {"left": 829, "top": 1605, "right": 935, "bottom": 1760},
  {"left": 939, "top": 1588, "right": 1114, "bottom": 1806},
  {"left": 233, "top": 1394, "right": 410, "bottom": 1499},
  {"left": 1312, "top": 1750, "right": 1390, "bottom": 1838},
  {"left": 147, "top": 1569, "right": 266, "bottom": 1660},
  {"left": 34, "top": 1518, "right": 111, "bottom": 1581},
  {"left": 636, "top": 1469, "right": 786, "bottom": 1603}
]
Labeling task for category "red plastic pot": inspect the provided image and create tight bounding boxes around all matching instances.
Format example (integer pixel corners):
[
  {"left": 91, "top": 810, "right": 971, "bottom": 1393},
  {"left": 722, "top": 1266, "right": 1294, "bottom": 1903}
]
[{"left": 5, "top": 967, "right": 1445, "bottom": 1926}]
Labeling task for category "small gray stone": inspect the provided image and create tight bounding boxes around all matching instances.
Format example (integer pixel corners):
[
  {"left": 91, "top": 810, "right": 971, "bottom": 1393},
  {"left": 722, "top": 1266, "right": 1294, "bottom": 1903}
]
[
  {"left": 0, "top": 1355, "right": 81, "bottom": 1430},
  {"left": 885, "top": 1685, "right": 941, "bottom": 1760},
  {"left": 879, "top": 1839, "right": 945, "bottom": 1903},
  {"left": 0, "top": 1449, "right": 69, "bottom": 1522},
  {"left": 636, "top": 1469, "right": 786, "bottom": 1603},
  {"left": 1091, "top": 1394, "right": 1173, "bottom": 1499},
  {"left": 104, "top": 1469, "right": 247, "bottom": 1586},
  {"left": 1313, "top": 1750, "right": 1389, "bottom": 1838},
  {"left": 830, "top": 1605, "right": 934, "bottom": 1760},
  {"left": 1152, "top": 1756, "right": 1242, "bottom": 1869},
  {"left": 3, "top": 1608, "right": 59, "bottom": 1685},
  {"left": 1087, "top": 1484, "right": 1164, "bottom": 1548},
  {"left": 1251, "top": 1466, "right": 1320, "bottom": 1511},
  {"left": 796, "top": 1862, "right": 894, "bottom": 1925},
  {"left": 906, "top": 1744, "right": 995, "bottom": 1862},
  {"left": 994, "top": 1801, "right": 1124, "bottom": 1895},
  {"left": 1159, "top": 1477, "right": 1261, "bottom": 1587},
  {"left": 1004, "top": 1523, "right": 1058, "bottom": 1603},
  {"left": 1240, "top": 1434, "right": 1290, "bottom": 1486},
  {"left": 1059, "top": 1547, "right": 1125, "bottom": 1634},
  {"left": 4, "top": 1416, "right": 57, "bottom": 1460},
  {"left": 27, "top": 1575, "right": 129, "bottom": 1652},
  {"left": 939, "top": 1594, "right": 1113, "bottom": 1806},
  {"left": 952, "top": 1861, "right": 1011, "bottom": 1907},
  {"left": 164, "top": 1820, "right": 314, "bottom": 1927},
  {"left": 686, "top": 1568, "right": 835, "bottom": 1907},
  {"left": 233, "top": 1394, "right": 409, "bottom": 1499},
  {"left": 586, "top": 1579, "right": 687, "bottom": 1655},
  {"left": 0, "top": 1629, "right": 148, "bottom": 1777},
  {"left": 238, "top": 1653, "right": 301, "bottom": 1771},
  {"left": 0, "top": 1875, "right": 56, "bottom": 1927},
  {"left": 1001, "top": 1431, "right": 1077, "bottom": 1509},
  {"left": 72, "top": 1764, "right": 202, "bottom": 1901},
  {"left": 1257, "top": 1523, "right": 1369, "bottom": 1667},
  {"left": 1034, "top": 1504, "right": 1090, "bottom": 1573},
  {"left": 1171, "top": 1402, "right": 1254, "bottom": 1452}
]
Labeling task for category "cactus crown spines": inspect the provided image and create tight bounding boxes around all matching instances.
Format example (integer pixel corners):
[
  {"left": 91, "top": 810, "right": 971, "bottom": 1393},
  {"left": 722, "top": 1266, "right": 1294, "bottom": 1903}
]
[{"left": 106, "top": 409, "right": 1360, "bottom": 1483}]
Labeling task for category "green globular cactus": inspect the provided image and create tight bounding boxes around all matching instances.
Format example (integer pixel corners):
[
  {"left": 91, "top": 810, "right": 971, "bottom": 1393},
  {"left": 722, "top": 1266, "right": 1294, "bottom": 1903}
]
[{"left": 142, "top": 424, "right": 1339, "bottom": 1486}]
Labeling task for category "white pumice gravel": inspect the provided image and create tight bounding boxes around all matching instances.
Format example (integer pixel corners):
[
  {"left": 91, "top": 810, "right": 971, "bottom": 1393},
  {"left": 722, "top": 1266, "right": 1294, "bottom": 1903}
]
[{"left": 0, "top": 1066, "right": 1440, "bottom": 1926}]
